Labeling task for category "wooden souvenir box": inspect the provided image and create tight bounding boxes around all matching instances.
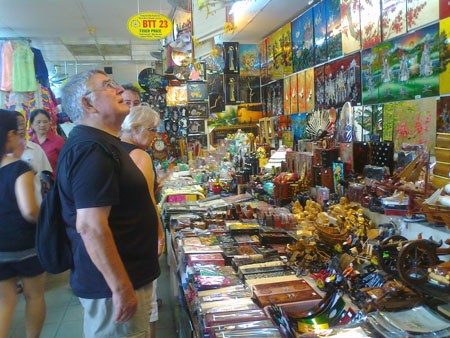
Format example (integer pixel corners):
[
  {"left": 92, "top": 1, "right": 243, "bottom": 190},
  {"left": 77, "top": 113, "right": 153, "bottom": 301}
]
[{"left": 252, "top": 279, "right": 321, "bottom": 307}]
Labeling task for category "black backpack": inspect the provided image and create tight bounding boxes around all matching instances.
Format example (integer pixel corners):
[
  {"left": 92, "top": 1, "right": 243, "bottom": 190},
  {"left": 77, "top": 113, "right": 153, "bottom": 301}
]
[{"left": 36, "top": 139, "right": 119, "bottom": 274}]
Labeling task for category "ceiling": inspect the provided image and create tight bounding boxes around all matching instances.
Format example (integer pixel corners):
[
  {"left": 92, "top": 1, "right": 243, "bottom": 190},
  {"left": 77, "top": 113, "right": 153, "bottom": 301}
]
[{"left": 0, "top": 0, "right": 308, "bottom": 81}]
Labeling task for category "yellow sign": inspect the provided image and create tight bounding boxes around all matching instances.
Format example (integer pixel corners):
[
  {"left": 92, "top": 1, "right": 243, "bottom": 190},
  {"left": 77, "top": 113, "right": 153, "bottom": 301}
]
[{"left": 127, "top": 12, "right": 173, "bottom": 40}]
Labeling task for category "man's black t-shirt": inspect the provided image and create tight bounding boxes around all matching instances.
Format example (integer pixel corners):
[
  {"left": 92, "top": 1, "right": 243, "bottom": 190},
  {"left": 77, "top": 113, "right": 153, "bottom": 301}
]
[{"left": 57, "top": 125, "right": 160, "bottom": 298}]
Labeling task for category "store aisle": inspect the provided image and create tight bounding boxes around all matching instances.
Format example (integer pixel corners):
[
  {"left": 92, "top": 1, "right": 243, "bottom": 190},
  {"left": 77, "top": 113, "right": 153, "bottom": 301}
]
[{"left": 8, "top": 254, "right": 178, "bottom": 338}]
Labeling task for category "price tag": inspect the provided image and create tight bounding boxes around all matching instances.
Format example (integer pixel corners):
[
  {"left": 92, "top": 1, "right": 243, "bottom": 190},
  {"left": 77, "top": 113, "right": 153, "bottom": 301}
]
[{"left": 127, "top": 12, "right": 173, "bottom": 40}]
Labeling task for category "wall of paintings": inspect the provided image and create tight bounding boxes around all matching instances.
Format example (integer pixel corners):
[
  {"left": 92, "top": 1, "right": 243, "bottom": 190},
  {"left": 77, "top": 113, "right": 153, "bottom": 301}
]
[{"left": 256, "top": 0, "right": 450, "bottom": 152}]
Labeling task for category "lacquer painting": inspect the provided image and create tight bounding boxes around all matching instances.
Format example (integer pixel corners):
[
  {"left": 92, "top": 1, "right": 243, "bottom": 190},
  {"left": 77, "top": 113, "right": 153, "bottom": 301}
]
[
  {"left": 437, "top": 96, "right": 450, "bottom": 133},
  {"left": 291, "top": 112, "right": 308, "bottom": 143},
  {"left": 260, "top": 37, "right": 271, "bottom": 85},
  {"left": 390, "top": 98, "right": 436, "bottom": 152},
  {"left": 284, "top": 77, "right": 291, "bottom": 115},
  {"left": 440, "top": 17, "right": 450, "bottom": 95},
  {"left": 239, "top": 44, "right": 260, "bottom": 77},
  {"left": 382, "top": 0, "right": 407, "bottom": 41},
  {"left": 325, "top": 0, "right": 343, "bottom": 60},
  {"left": 268, "top": 23, "right": 293, "bottom": 81},
  {"left": 292, "top": 9, "right": 315, "bottom": 72},
  {"left": 305, "top": 68, "right": 315, "bottom": 112},
  {"left": 411, "top": 23, "right": 439, "bottom": 99},
  {"left": 290, "top": 74, "right": 299, "bottom": 113},
  {"left": 313, "top": 1, "right": 328, "bottom": 65},
  {"left": 362, "top": 48, "right": 380, "bottom": 104},
  {"left": 314, "top": 65, "right": 326, "bottom": 109},
  {"left": 361, "top": 0, "right": 382, "bottom": 48},
  {"left": 341, "top": 0, "right": 361, "bottom": 54},
  {"left": 406, "top": 0, "right": 439, "bottom": 31},
  {"left": 297, "top": 71, "right": 307, "bottom": 112}
]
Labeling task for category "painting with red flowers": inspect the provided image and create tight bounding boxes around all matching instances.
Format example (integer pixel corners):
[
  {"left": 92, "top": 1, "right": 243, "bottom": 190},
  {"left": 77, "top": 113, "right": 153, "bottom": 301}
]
[
  {"left": 290, "top": 74, "right": 299, "bottom": 113},
  {"left": 382, "top": 0, "right": 407, "bottom": 41},
  {"left": 284, "top": 77, "right": 291, "bottom": 115},
  {"left": 407, "top": 0, "right": 438, "bottom": 31},
  {"left": 341, "top": 0, "right": 361, "bottom": 54},
  {"left": 387, "top": 97, "right": 437, "bottom": 152},
  {"left": 291, "top": 8, "right": 314, "bottom": 72},
  {"left": 313, "top": 1, "right": 328, "bottom": 65},
  {"left": 305, "top": 68, "right": 315, "bottom": 112},
  {"left": 361, "top": 0, "right": 382, "bottom": 48},
  {"left": 259, "top": 37, "right": 271, "bottom": 85},
  {"left": 441, "top": 0, "right": 450, "bottom": 19},
  {"left": 437, "top": 96, "right": 450, "bottom": 133},
  {"left": 314, "top": 65, "right": 326, "bottom": 109},
  {"left": 325, "top": 0, "right": 343, "bottom": 60},
  {"left": 297, "top": 71, "right": 307, "bottom": 112}
]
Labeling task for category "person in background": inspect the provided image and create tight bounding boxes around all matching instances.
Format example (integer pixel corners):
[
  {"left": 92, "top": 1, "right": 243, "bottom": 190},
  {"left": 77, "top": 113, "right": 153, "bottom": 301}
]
[
  {"left": 0, "top": 109, "right": 46, "bottom": 338},
  {"left": 14, "top": 112, "right": 52, "bottom": 204},
  {"left": 122, "top": 83, "right": 142, "bottom": 108},
  {"left": 59, "top": 70, "right": 159, "bottom": 338},
  {"left": 120, "top": 103, "right": 165, "bottom": 338},
  {"left": 29, "top": 108, "right": 65, "bottom": 174}
]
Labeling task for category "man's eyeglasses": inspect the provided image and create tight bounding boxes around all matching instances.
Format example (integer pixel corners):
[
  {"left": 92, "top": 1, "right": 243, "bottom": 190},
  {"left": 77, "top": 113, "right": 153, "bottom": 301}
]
[
  {"left": 147, "top": 127, "right": 158, "bottom": 132},
  {"left": 84, "top": 80, "right": 121, "bottom": 96}
]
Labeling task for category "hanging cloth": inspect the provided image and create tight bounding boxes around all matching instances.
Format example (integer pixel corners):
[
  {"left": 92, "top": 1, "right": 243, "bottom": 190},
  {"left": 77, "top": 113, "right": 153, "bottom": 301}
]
[
  {"left": 12, "top": 42, "right": 37, "bottom": 92},
  {"left": 1, "top": 41, "right": 14, "bottom": 91},
  {"left": 31, "top": 47, "right": 50, "bottom": 88}
]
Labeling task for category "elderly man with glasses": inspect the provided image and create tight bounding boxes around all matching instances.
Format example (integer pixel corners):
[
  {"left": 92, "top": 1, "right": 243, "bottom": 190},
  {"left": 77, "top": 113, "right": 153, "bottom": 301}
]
[{"left": 58, "top": 70, "right": 160, "bottom": 338}]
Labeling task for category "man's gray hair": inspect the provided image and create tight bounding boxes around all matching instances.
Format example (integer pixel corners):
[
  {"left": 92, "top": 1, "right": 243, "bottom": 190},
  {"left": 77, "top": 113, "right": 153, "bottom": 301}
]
[
  {"left": 121, "top": 103, "right": 160, "bottom": 133},
  {"left": 61, "top": 69, "right": 106, "bottom": 124}
]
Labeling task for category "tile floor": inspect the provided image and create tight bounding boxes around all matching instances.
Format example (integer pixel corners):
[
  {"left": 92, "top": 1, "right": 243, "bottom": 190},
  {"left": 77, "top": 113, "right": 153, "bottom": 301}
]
[{"left": 8, "top": 255, "right": 179, "bottom": 338}]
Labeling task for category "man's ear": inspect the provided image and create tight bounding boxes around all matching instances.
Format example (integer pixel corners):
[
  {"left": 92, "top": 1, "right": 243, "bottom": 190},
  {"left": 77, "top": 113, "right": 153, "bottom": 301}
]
[{"left": 81, "top": 96, "right": 96, "bottom": 113}]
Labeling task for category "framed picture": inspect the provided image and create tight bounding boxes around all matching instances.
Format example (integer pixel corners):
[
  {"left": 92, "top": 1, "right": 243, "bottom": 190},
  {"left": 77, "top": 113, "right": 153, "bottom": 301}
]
[
  {"left": 187, "top": 134, "right": 208, "bottom": 148},
  {"left": 209, "top": 93, "right": 225, "bottom": 113},
  {"left": 166, "top": 86, "right": 188, "bottom": 106},
  {"left": 188, "top": 102, "right": 208, "bottom": 118},
  {"left": 187, "top": 118, "right": 206, "bottom": 134},
  {"left": 187, "top": 81, "right": 208, "bottom": 102},
  {"left": 209, "top": 124, "right": 258, "bottom": 147},
  {"left": 223, "top": 42, "right": 240, "bottom": 74},
  {"left": 224, "top": 74, "right": 240, "bottom": 105}
]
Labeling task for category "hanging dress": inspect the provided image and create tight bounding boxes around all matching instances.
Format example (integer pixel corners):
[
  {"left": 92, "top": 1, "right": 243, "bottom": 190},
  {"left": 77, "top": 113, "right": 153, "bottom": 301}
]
[
  {"left": 12, "top": 42, "right": 37, "bottom": 92},
  {"left": 1, "top": 41, "right": 13, "bottom": 92}
]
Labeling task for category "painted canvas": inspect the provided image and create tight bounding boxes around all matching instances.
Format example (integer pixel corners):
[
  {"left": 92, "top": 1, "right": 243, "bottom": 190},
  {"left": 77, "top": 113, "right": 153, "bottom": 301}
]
[
  {"left": 314, "top": 65, "right": 326, "bottom": 109},
  {"left": 387, "top": 98, "right": 437, "bottom": 152},
  {"left": 260, "top": 37, "right": 271, "bottom": 85},
  {"left": 437, "top": 96, "right": 450, "bottom": 133},
  {"left": 362, "top": 48, "right": 380, "bottom": 104},
  {"left": 442, "top": 0, "right": 450, "bottom": 19},
  {"left": 382, "top": 102, "right": 394, "bottom": 141},
  {"left": 305, "top": 68, "right": 315, "bottom": 112},
  {"left": 325, "top": 0, "right": 343, "bottom": 60},
  {"left": 440, "top": 17, "right": 450, "bottom": 95},
  {"left": 297, "top": 71, "right": 307, "bottom": 112},
  {"left": 361, "top": 0, "right": 382, "bottom": 49},
  {"left": 412, "top": 23, "right": 440, "bottom": 99},
  {"left": 284, "top": 77, "right": 291, "bottom": 115},
  {"left": 239, "top": 76, "right": 260, "bottom": 103},
  {"left": 313, "top": 1, "right": 328, "bottom": 65},
  {"left": 407, "top": 0, "right": 439, "bottom": 31},
  {"left": 382, "top": 0, "right": 407, "bottom": 41},
  {"left": 322, "top": 53, "right": 362, "bottom": 108},
  {"left": 268, "top": 23, "right": 293, "bottom": 80},
  {"left": 341, "top": 0, "right": 361, "bottom": 54},
  {"left": 290, "top": 74, "right": 299, "bottom": 113},
  {"left": 291, "top": 112, "right": 308, "bottom": 143},
  {"left": 292, "top": 9, "right": 314, "bottom": 72},
  {"left": 239, "top": 44, "right": 260, "bottom": 77}
]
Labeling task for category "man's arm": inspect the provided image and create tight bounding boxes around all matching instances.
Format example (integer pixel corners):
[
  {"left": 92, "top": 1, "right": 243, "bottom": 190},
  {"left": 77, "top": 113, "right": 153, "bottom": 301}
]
[{"left": 76, "top": 206, "right": 137, "bottom": 322}]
